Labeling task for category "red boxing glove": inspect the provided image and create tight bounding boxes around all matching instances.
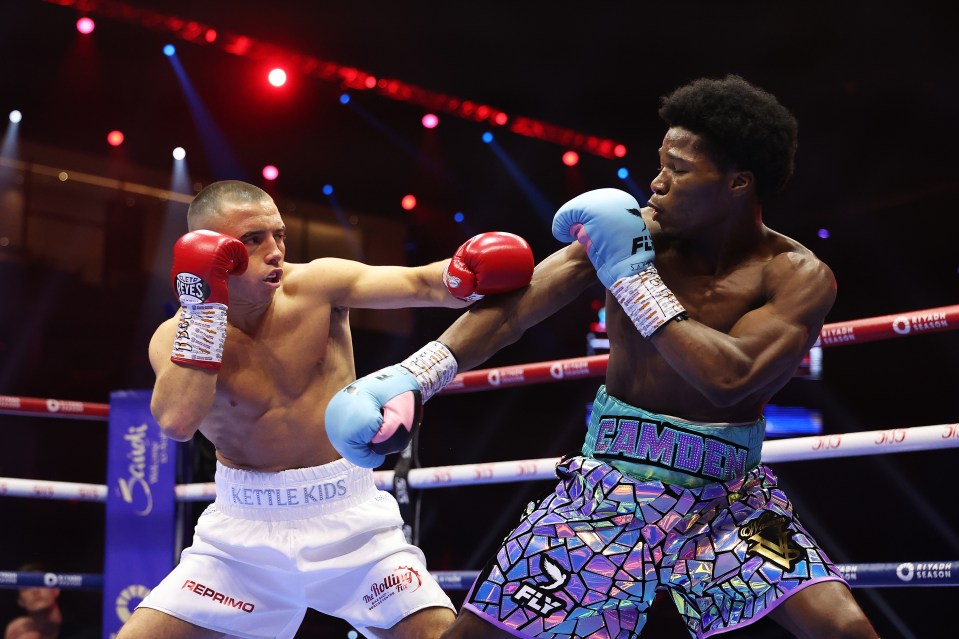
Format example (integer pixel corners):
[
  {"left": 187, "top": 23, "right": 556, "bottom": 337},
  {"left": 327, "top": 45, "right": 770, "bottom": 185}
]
[
  {"left": 171, "top": 230, "right": 249, "bottom": 306},
  {"left": 170, "top": 231, "right": 248, "bottom": 371},
  {"left": 443, "top": 232, "right": 534, "bottom": 302}
]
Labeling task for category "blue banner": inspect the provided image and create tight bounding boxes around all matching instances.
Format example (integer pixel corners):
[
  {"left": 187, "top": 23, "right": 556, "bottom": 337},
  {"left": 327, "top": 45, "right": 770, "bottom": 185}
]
[{"left": 102, "top": 391, "right": 177, "bottom": 639}]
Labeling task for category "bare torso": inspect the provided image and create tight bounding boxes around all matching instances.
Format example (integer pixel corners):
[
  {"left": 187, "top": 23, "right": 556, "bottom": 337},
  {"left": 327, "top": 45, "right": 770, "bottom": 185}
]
[
  {"left": 605, "top": 218, "right": 817, "bottom": 422},
  {"left": 156, "top": 262, "right": 355, "bottom": 471}
]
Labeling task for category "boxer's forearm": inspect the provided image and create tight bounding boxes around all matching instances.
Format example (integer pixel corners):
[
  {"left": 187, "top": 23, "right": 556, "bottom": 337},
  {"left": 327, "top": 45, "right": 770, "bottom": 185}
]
[{"left": 439, "top": 242, "right": 595, "bottom": 371}]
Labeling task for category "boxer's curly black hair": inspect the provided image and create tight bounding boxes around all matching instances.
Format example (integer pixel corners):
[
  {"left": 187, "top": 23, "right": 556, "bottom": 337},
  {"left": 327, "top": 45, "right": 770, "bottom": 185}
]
[{"left": 658, "top": 75, "right": 798, "bottom": 199}]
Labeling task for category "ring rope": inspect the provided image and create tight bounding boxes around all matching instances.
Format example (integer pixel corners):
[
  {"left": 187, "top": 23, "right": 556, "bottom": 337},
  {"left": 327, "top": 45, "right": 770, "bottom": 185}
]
[
  {"left": 0, "top": 571, "right": 104, "bottom": 590},
  {"left": 1, "top": 564, "right": 957, "bottom": 590},
  {"left": 2, "top": 304, "right": 957, "bottom": 418},
  {"left": 440, "top": 304, "right": 959, "bottom": 395},
  {"left": 2, "top": 423, "right": 956, "bottom": 502},
  {"left": 0, "top": 395, "right": 109, "bottom": 420}
]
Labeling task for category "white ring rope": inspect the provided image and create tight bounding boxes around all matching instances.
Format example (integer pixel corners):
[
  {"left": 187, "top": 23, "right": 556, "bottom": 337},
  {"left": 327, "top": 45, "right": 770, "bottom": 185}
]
[{"left": 2, "top": 423, "right": 956, "bottom": 502}]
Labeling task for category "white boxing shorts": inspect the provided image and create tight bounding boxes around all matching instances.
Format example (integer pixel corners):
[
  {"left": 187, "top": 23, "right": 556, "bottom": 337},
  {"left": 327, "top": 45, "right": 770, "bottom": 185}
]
[{"left": 137, "top": 458, "right": 454, "bottom": 639}]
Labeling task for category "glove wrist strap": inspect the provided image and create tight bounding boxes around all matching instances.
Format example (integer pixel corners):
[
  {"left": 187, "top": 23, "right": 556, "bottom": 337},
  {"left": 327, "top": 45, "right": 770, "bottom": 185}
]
[
  {"left": 612, "top": 263, "right": 687, "bottom": 338},
  {"left": 399, "top": 341, "right": 458, "bottom": 402},
  {"left": 171, "top": 304, "right": 228, "bottom": 370}
]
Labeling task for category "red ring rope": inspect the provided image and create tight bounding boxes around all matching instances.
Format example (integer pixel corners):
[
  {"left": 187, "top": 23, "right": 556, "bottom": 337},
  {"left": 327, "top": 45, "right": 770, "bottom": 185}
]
[{"left": 1, "top": 304, "right": 955, "bottom": 415}]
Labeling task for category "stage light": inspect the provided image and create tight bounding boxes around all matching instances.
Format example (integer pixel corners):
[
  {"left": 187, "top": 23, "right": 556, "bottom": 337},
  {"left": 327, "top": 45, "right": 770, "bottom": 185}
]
[
  {"left": 481, "top": 132, "right": 493, "bottom": 144},
  {"left": 454, "top": 212, "right": 465, "bottom": 223},
  {"left": 562, "top": 151, "right": 579, "bottom": 167},
  {"left": 617, "top": 167, "right": 629, "bottom": 179},
  {"left": 493, "top": 112, "right": 508, "bottom": 126},
  {"left": 613, "top": 144, "right": 627, "bottom": 158},
  {"left": 339, "top": 94, "right": 351, "bottom": 105},
  {"left": 421, "top": 113, "right": 439, "bottom": 129},
  {"left": 9, "top": 110, "right": 22, "bottom": 124},
  {"left": 172, "top": 147, "right": 186, "bottom": 160},
  {"left": 818, "top": 228, "right": 831, "bottom": 239},
  {"left": 401, "top": 194, "right": 417, "bottom": 211},
  {"left": 322, "top": 184, "right": 333, "bottom": 195},
  {"left": 268, "top": 68, "right": 287, "bottom": 87},
  {"left": 76, "top": 17, "right": 95, "bottom": 35},
  {"left": 107, "top": 130, "right": 124, "bottom": 147},
  {"left": 262, "top": 165, "right": 279, "bottom": 181},
  {"left": 204, "top": 29, "right": 217, "bottom": 43},
  {"left": 163, "top": 44, "right": 176, "bottom": 57}
]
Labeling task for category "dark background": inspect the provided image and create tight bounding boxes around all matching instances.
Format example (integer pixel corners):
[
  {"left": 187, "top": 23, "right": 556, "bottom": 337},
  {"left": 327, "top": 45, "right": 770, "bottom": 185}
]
[{"left": 1, "top": 1, "right": 957, "bottom": 637}]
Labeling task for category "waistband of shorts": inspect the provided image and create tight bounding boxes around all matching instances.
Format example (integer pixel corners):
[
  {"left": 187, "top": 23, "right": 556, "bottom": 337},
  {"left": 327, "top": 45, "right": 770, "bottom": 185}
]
[
  {"left": 214, "top": 457, "right": 377, "bottom": 520},
  {"left": 583, "top": 385, "right": 765, "bottom": 488}
]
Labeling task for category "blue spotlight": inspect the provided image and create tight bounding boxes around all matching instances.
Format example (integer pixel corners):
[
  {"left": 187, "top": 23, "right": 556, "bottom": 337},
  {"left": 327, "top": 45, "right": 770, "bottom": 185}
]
[
  {"left": 322, "top": 184, "right": 334, "bottom": 196},
  {"left": 339, "top": 93, "right": 351, "bottom": 105},
  {"left": 163, "top": 44, "right": 176, "bottom": 57},
  {"left": 817, "top": 228, "right": 831, "bottom": 239},
  {"left": 453, "top": 211, "right": 465, "bottom": 223},
  {"left": 481, "top": 131, "right": 494, "bottom": 144},
  {"left": 617, "top": 167, "right": 629, "bottom": 180}
]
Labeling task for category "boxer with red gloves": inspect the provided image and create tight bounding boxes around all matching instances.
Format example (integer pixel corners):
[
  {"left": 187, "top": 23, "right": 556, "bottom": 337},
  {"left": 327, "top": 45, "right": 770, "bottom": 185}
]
[
  {"left": 169, "top": 230, "right": 248, "bottom": 370},
  {"left": 135, "top": 179, "right": 534, "bottom": 639}
]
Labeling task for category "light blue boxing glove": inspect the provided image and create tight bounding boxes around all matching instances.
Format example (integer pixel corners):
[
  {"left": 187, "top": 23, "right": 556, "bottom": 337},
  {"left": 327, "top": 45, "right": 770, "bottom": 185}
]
[
  {"left": 553, "top": 188, "right": 687, "bottom": 338},
  {"left": 325, "top": 341, "right": 458, "bottom": 468},
  {"left": 551, "top": 188, "right": 654, "bottom": 289}
]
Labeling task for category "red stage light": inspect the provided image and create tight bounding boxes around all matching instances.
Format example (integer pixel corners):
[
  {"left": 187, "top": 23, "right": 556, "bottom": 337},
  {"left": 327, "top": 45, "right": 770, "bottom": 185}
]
[
  {"left": 262, "top": 165, "right": 279, "bottom": 181},
  {"left": 421, "top": 113, "right": 439, "bottom": 129},
  {"left": 493, "top": 112, "right": 508, "bottom": 126},
  {"left": 613, "top": 144, "right": 627, "bottom": 158},
  {"left": 107, "top": 130, "right": 124, "bottom": 147},
  {"left": 562, "top": 151, "right": 579, "bottom": 167},
  {"left": 204, "top": 29, "right": 217, "bottom": 43},
  {"left": 401, "top": 194, "right": 417, "bottom": 211},
  {"left": 76, "top": 17, "right": 95, "bottom": 35},
  {"left": 268, "top": 69, "right": 287, "bottom": 87}
]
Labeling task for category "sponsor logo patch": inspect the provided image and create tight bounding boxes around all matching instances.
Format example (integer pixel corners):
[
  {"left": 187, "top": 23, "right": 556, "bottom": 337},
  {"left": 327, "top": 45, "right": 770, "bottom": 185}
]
[
  {"left": 740, "top": 511, "right": 805, "bottom": 572},
  {"left": 510, "top": 556, "right": 568, "bottom": 617},
  {"left": 175, "top": 272, "right": 210, "bottom": 305},
  {"left": 181, "top": 579, "right": 254, "bottom": 613},
  {"left": 363, "top": 566, "right": 422, "bottom": 611}
]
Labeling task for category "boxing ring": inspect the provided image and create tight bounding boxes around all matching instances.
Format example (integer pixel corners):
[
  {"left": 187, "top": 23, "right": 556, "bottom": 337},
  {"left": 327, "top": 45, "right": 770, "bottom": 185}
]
[{"left": 2, "top": 304, "right": 959, "bottom": 630}]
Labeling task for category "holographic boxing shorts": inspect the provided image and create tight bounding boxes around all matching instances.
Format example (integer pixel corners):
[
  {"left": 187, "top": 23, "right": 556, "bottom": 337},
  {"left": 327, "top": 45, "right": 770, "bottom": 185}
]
[{"left": 464, "top": 391, "right": 847, "bottom": 638}]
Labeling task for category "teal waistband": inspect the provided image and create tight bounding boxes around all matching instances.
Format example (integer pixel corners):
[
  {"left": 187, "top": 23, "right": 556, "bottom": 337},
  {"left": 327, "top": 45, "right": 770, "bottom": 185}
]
[{"left": 583, "top": 386, "right": 765, "bottom": 488}]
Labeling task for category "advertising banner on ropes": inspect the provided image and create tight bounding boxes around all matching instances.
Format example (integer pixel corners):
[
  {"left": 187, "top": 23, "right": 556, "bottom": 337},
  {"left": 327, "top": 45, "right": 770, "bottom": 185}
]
[{"left": 102, "top": 390, "right": 177, "bottom": 639}]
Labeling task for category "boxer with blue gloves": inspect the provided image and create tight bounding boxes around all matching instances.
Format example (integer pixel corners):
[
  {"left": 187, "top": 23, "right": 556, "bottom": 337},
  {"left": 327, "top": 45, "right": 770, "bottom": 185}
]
[{"left": 327, "top": 76, "right": 878, "bottom": 639}]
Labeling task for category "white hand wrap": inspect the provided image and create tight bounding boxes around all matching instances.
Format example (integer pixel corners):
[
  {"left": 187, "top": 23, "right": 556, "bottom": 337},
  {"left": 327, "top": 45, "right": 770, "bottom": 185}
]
[
  {"left": 611, "top": 263, "right": 687, "bottom": 338},
  {"left": 171, "top": 304, "right": 228, "bottom": 368},
  {"left": 398, "top": 340, "right": 459, "bottom": 402}
]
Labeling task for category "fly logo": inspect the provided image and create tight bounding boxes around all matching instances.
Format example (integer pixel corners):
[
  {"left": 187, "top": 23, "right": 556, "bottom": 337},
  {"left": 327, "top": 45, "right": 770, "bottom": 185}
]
[
  {"left": 511, "top": 584, "right": 565, "bottom": 617},
  {"left": 510, "top": 556, "right": 568, "bottom": 617}
]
